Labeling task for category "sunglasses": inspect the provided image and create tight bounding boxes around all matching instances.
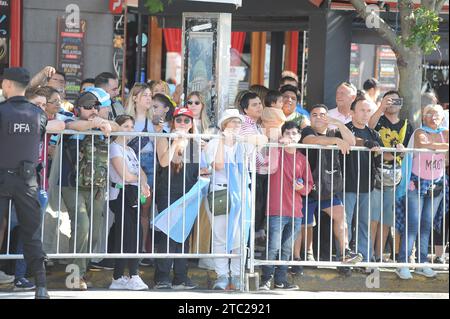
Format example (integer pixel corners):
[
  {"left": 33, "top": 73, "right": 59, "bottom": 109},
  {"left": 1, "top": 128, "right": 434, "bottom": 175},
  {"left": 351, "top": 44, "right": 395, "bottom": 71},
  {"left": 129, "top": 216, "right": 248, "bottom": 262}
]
[
  {"left": 187, "top": 100, "right": 201, "bottom": 106},
  {"left": 175, "top": 117, "right": 192, "bottom": 124},
  {"left": 81, "top": 104, "right": 100, "bottom": 111}
]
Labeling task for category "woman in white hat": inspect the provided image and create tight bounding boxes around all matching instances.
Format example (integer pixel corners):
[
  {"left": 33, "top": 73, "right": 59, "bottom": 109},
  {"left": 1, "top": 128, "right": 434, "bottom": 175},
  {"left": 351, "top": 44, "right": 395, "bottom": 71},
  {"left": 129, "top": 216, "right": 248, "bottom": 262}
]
[{"left": 205, "top": 108, "right": 250, "bottom": 290}]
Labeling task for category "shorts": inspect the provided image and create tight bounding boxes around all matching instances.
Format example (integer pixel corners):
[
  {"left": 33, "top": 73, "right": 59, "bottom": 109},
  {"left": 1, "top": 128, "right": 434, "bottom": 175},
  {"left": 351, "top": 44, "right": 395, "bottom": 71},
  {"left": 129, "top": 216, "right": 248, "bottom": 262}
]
[
  {"left": 301, "top": 196, "right": 343, "bottom": 225},
  {"left": 371, "top": 187, "right": 395, "bottom": 227},
  {"left": 139, "top": 151, "right": 154, "bottom": 187}
]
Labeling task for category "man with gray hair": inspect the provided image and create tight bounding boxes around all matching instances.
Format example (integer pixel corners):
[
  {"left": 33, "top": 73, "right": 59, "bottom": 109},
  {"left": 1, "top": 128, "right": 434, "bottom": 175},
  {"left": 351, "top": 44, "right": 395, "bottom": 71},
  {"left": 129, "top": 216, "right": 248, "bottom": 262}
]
[{"left": 328, "top": 82, "right": 357, "bottom": 125}]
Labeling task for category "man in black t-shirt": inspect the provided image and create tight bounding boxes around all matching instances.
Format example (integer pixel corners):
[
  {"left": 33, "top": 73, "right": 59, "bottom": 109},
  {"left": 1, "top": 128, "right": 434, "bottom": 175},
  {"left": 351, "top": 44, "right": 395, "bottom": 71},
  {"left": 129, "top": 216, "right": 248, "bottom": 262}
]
[
  {"left": 344, "top": 96, "right": 386, "bottom": 263},
  {"left": 294, "top": 104, "right": 362, "bottom": 268},
  {"left": 368, "top": 90, "right": 412, "bottom": 262}
]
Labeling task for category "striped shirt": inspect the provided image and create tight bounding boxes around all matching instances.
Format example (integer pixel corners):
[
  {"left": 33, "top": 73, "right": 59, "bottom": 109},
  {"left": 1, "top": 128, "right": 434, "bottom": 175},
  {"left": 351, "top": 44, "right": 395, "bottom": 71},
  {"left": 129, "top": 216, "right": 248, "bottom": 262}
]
[{"left": 239, "top": 115, "right": 268, "bottom": 174}]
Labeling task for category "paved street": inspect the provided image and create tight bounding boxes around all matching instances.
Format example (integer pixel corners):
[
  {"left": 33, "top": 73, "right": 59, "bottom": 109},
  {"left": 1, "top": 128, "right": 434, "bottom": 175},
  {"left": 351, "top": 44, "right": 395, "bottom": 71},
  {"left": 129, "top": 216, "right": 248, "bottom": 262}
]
[{"left": 0, "top": 290, "right": 448, "bottom": 299}]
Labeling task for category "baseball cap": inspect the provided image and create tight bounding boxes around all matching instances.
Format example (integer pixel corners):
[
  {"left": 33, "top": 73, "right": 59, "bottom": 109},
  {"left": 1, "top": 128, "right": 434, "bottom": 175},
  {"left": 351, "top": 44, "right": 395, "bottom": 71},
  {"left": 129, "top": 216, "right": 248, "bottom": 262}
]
[
  {"left": 173, "top": 107, "right": 194, "bottom": 119},
  {"left": 75, "top": 92, "right": 101, "bottom": 109},
  {"left": 218, "top": 108, "right": 244, "bottom": 129},
  {"left": 84, "top": 86, "right": 111, "bottom": 107},
  {"left": 0, "top": 67, "right": 31, "bottom": 85}
]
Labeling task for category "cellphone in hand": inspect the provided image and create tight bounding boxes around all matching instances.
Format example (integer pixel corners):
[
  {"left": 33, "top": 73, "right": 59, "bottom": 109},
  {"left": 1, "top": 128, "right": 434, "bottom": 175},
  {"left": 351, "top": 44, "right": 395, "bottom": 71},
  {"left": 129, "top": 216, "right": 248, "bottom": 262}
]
[
  {"left": 391, "top": 98, "right": 403, "bottom": 106},
  {"left": 152, "top": 113, "right": 165, "bottom": 126}
]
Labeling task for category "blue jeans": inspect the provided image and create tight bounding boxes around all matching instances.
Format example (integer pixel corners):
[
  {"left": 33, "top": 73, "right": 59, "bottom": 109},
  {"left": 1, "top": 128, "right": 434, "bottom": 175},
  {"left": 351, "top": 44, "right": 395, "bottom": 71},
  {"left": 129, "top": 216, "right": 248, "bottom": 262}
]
[
  {"left": 140, "top": 151, "right": 154, "bottom": 188},
  {"left": 398, "top": 189, "right": 444, "bottom": 263},
  {"left": 262, "top": 216, "right": 302, "bottom": 284},
  {"left": 344, "top": 192, "right": 372, "bottom": 262}
]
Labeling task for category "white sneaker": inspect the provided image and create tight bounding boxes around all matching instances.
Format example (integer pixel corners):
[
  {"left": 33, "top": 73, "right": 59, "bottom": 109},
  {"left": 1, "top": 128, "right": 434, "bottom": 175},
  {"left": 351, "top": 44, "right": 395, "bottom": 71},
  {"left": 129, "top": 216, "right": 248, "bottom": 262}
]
[
  {"left": 415, "top": 267, "right": 437, "bottom": 278},
  {"left": 126, "top": 275, "right": 148, "bottom": 291},
  {"left": 0, "top": 270, "right": 14, "bottom": 284},
  {"left": 109, "top": 276, "right": 129, "bottom": 290},
  {"left": 395, "top": 267, "right": 413, "bottom": 280}
]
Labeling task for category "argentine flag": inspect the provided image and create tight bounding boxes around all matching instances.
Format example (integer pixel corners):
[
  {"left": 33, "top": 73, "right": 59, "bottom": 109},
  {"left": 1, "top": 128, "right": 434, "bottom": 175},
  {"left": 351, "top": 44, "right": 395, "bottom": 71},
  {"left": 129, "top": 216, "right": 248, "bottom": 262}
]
[{"left": 152, "top": 177, "right": 210, "bottom": 243}]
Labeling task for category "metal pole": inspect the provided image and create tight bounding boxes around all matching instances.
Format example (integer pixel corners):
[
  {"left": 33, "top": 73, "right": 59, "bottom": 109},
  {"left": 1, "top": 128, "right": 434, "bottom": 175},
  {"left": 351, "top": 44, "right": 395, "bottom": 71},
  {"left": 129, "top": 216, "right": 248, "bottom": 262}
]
[{"left": 136, "top": 12, "right": 143, "bottom": 83}]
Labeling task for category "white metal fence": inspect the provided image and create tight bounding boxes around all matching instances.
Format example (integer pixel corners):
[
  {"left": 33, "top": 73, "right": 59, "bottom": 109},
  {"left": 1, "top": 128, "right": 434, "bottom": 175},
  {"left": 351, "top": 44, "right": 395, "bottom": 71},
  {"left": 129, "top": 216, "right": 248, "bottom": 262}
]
[{"left": 0, "top": 130, "right": 448, "bottom": 291}]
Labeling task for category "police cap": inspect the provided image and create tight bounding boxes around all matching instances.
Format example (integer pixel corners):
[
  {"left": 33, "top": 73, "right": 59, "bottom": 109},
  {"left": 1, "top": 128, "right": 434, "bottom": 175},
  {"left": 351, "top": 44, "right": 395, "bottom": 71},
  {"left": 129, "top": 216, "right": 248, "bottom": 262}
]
[{"left": 0, "top": 67, "right": 31, "bottom": 86}]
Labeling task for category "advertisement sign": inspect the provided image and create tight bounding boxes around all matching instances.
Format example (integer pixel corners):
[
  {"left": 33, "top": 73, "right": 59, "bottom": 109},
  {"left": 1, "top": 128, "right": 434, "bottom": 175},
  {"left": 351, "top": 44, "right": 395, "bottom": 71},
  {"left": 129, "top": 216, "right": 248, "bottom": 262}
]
[{"left": 56, "top": 16, "right": 86, "bottom": 101}]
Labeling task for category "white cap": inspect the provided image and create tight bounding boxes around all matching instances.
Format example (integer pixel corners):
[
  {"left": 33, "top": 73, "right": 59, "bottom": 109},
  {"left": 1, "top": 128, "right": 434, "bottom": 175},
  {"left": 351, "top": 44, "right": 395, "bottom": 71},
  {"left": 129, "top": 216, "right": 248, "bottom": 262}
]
[{"left": 218, "top": 108, "right": 245, "bottom": 130}]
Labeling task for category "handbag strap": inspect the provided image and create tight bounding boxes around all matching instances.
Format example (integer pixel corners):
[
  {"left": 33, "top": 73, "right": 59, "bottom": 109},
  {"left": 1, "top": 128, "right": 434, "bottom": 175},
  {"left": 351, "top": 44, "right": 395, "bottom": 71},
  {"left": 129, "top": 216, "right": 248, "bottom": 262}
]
[{"left": 143, "top": 118, "right": 148, "bottom": 132}]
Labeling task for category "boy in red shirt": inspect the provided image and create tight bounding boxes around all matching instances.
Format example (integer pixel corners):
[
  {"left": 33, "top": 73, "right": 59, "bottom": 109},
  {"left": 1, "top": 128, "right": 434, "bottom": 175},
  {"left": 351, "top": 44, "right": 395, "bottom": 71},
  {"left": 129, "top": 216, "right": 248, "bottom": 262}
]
[{"left": 259, "top": 121, "right": 313, "bottom": 290}]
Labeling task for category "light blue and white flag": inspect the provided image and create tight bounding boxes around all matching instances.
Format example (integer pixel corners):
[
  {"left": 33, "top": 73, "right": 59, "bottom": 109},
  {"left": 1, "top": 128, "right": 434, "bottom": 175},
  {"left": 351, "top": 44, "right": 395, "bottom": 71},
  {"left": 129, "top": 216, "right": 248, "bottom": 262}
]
[
  {"left": 226, "top": 144, "right": 251, "bottom": 253},
  {"left": 152, "top": 177, "right": 210, "bottom": 243}
]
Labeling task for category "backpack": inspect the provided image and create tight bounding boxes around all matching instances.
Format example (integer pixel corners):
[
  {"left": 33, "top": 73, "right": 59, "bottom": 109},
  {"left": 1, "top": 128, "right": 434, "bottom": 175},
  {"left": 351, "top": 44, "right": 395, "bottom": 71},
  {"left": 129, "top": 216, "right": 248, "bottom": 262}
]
[
  {"left": 311, "top": 131, "right": 343, "bottom": 201},
  {"left": 66, "top": 135, "right": 109, "bottom": 189},
  {"left": 79, "top": 136, "right": 109, "bottom": 188}
]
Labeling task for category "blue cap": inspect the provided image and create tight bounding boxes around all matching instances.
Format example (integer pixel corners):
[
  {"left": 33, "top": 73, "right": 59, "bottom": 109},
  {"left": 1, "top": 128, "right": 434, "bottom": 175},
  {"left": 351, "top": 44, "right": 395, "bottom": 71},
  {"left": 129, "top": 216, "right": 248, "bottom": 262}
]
[{"left": 84, "top": 87, "right": 111, "bottom": 108}]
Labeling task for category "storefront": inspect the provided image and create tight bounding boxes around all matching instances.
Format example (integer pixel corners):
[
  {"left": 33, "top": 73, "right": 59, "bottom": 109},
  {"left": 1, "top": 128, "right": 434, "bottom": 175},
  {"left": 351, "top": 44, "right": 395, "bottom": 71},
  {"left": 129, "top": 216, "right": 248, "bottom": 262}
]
[{"left": 0, "top": 0, "right": 22, "bottom": 72}]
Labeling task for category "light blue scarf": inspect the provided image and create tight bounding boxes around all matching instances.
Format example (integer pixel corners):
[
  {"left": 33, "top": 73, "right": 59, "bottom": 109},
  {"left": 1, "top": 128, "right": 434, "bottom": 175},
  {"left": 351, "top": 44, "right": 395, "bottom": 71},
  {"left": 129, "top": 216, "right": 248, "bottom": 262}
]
[{"left": 420, "top": 125, "right": 446, "bottom": 134}]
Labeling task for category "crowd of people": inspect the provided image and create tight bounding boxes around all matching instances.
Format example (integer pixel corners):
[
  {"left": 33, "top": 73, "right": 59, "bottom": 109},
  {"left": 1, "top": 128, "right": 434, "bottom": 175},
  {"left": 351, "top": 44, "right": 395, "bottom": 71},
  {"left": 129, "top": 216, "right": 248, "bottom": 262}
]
[{"left": 0, "top": 66, "right": 448, "bottom": 293}]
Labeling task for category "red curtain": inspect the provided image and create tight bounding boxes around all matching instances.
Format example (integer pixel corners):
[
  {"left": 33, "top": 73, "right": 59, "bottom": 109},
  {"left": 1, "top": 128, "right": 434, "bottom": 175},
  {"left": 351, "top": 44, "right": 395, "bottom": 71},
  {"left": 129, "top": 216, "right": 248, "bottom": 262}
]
[
  {"left": 286, "top": 31, "right": 299, "bottom": 74},
  {"left": 231, "top": 32, "right": 246, "bottom": 55},
  {"left": 163, "top": 28, "right": 182, "bottom": 53}
]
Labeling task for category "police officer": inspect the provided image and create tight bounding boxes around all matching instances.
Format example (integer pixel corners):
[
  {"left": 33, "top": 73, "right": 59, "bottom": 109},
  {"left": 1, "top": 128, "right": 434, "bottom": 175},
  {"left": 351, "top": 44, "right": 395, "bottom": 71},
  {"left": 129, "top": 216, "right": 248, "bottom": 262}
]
[{"left": 0, "top": 68, "right": 49, "bottom": 299}]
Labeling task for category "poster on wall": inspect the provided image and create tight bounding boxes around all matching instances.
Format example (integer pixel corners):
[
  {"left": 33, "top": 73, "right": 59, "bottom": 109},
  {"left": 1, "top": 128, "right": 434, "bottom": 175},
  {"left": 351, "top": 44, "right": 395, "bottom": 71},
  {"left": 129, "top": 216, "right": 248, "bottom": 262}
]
[
  {"left": 183, "top": 16, "right": 218, "bottom": 125},
  {"left": 56, "top": 16, "right": 86, "bottom": 102},
  {"left": 0, "top": 0, "right": 10, "bottom": 74}
]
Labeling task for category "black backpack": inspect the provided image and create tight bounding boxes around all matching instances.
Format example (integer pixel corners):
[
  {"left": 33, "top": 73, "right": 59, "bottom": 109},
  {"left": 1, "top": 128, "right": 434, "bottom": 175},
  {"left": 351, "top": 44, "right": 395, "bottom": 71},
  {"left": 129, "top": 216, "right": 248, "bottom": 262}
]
[{"left": 311, "top": 131, "right": 343, "bottom": 201}]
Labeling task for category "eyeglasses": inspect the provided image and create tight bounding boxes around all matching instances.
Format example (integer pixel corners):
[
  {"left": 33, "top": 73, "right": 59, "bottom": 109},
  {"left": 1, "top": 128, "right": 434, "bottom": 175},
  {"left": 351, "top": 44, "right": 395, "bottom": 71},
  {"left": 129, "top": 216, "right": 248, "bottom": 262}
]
[
  {"left": 81, "top": 105, "right": 100, "bottom": 111},
  {"left": 47, "top": 99, "right": 62, "bottom": 105},
  {"left": 175, "top": 117, "right": 192, "bottom": 124},
  {"left": 423, "top": 113, "right": 441, "bottom": 119},
  {"left": 187, "top": 100, "right": 201, "bottom": 106}
]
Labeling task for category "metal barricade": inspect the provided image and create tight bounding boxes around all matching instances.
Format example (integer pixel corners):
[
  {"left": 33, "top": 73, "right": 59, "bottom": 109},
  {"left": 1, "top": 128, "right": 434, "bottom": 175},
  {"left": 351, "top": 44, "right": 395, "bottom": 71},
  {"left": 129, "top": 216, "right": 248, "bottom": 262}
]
[
  {"left": 248, "top": 141, "right": 449, "bottom": 287},
  {"left": 0, "top": 130, "right": 448, "bottom": 291}
]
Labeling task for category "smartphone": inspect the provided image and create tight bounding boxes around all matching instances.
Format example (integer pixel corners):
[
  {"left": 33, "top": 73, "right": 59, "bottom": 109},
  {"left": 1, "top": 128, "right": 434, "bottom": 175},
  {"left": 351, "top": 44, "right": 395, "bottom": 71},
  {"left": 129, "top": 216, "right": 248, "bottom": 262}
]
[
  {"left": 152, "top": 113, "right": 165, "bottom": 126},
  {"left": 391, "top": 98, "right": 403, "bottom": 106}
]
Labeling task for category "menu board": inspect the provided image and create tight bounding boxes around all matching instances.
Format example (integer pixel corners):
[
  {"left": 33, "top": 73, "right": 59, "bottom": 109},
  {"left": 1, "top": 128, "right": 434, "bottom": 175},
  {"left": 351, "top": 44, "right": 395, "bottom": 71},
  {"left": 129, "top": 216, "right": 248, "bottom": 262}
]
[
  {"left": 56, "top": 16, "right": 86, "bottom": 102},
  {"left": 349, "top": 43, "right": 360, "bottom": 88},
  {"left": 376, "top": 45, "right": 398, "bottom": 93}
]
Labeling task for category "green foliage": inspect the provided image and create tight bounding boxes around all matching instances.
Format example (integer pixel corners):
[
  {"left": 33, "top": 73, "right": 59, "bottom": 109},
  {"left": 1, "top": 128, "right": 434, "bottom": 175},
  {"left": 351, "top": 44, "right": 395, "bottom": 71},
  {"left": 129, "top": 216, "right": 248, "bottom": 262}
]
[
  {"left": 145, "top": 0, "right": 172, "bottom": 14},
  {"left": 401, "top": 7, "right": 441, "bottom": 55}
]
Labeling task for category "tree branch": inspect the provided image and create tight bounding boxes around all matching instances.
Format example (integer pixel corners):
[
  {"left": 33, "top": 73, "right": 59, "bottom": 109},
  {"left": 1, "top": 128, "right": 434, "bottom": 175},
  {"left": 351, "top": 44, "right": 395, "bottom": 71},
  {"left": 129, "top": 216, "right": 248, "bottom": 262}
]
[
  {"left": 435, "top": 0, "right": 446, "bottom": 11},
  {"left": 349, "top": 0, "right": 406, "bottom": 56}
]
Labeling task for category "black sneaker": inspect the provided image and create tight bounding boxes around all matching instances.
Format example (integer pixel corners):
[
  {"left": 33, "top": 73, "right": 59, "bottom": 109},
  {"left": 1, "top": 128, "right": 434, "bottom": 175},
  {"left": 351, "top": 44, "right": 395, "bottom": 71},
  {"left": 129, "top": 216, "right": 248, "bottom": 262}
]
[
  {"left": 337, "top": 266, "right": 352, "bottom": 277},
  {"left": 154, "top": 281, "right": 172, "bottom": 289},
  {"left": 341, "top": 249, "right": 363, "bottom": 264},
  {"left": 172, "top": 278, "right": 198, "bottom": 290},
  {"left": 89, "top": 259, "right": 114, "bottom": 270},
  {"left": 274, "top": 281, "right": 299, "bottom": 290},
  {"left": 139, "top": 258, "right": 154, "bottom": 267},
  {"left": 434, "top": 256, "right": 446, "bottom": 264},
  {"left": 14, "top": 278, "right": 36, "bottom": 291},
  {"left": 258, "top": 278, "right": 272, "bottom": 291},
  {"left": 290, "top": 265, "right": 304, "bottom": 277}
]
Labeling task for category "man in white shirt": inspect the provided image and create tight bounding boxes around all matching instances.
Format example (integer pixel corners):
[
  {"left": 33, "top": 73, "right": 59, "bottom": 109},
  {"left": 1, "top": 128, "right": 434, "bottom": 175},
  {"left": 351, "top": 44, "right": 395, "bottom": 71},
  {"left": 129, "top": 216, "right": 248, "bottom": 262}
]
[{"left": 328, "top": 82, "right": 357, "bottom": 126}]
